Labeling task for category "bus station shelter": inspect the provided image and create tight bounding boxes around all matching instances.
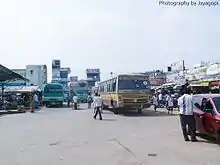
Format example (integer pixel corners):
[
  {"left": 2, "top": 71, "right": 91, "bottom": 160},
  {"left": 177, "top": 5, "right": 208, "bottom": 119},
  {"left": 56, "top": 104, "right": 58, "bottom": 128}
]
[{"left": 0, "top": 64, "right": 28, "bottom": 102}]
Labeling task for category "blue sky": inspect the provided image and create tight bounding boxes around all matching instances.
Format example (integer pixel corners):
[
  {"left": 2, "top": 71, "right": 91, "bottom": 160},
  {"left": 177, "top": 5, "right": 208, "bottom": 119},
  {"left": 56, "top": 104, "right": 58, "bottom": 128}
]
[{"left": 0, "top": 0, "right": 219, "bottom": 80}]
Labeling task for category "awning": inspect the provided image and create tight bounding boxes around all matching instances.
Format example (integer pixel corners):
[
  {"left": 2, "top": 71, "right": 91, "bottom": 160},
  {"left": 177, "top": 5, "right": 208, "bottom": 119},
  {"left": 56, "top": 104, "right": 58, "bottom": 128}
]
[
  {"left": 0, "top": 64, "right": 29, "bottom": 82},
  {"left": 3, "top": 86, "right": 41, "bottom": 93}
]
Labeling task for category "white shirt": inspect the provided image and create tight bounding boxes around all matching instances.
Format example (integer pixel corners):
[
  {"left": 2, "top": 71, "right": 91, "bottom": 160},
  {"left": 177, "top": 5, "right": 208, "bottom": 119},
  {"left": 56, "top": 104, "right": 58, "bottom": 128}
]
[
  {"left": 178, "top": 94, "right": 193, "bottom": 115},
  {"left": 73, "top": 96, "right": 78, "bottom": 103},
  {"left": 152, "top": 96, "right": 158, "bottom": 105},
  {"left": 93, "top": 96, "right": 103, "bottom": 107},
  {"left": 167, "top": 96, "right": 173, "bottom": 107},
  {"left": 159, "top": 94, "right": 162, "bottom": 101},
  {"left": 34, "top": 94, "right": 38, "bottom": 102}
]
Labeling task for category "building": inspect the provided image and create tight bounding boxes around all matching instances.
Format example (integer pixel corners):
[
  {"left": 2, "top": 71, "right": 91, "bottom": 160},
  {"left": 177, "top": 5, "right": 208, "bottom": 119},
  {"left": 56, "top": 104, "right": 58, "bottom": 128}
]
[
  {"left": 86, "top": 68, "right": 100, "bottom": 88},
  {"left": 52, "top": 59, "right": 61, "bottom": 82},
  {"left": 51, "top": 60, "right": 71, "bottom": 90},
  {"left": 26, "top": 65, "right": 47, "bottom": 89},
  {"left": 60, "top": 67, "right": 71, "bottom": 90}
]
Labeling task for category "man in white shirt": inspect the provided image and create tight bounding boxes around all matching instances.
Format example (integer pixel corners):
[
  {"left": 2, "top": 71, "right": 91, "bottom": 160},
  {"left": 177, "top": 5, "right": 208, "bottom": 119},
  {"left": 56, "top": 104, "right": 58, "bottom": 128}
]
[
  {"left": 34, "top": 93, "right": 39, "bottom": 110},
  {"left": 178, "top": 87, "right": 197, "bottom": 142},
  {"left": 72, "top": 95, "right": 78, "bottom": 110},
  {"left": 93, "top": 93, "right": 103, "bottom": 120}
]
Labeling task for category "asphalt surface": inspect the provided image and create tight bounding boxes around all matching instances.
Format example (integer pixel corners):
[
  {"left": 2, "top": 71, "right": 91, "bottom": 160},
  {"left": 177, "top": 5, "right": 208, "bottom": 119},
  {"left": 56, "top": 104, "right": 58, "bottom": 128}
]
[{"left": 0, "top": 104, "right": 220, "bottom": 165}]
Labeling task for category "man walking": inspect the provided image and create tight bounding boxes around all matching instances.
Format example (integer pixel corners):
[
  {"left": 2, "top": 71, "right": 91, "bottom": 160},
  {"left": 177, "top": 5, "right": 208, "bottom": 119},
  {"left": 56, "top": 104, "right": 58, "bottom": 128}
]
[
  {"left": 93, "top": 93, "right": 103, "bottom": 120},
  {"left": 178, "top": 87, "right": 197, "bottom": 142}
]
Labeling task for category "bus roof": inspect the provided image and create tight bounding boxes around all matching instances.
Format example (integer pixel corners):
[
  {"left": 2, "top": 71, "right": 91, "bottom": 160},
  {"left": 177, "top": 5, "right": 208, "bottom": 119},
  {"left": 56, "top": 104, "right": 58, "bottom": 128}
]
[
  {"left": 44, "top": 83, "right": 63, "bottom": 87},
  {"left": 97, "top": 73, "right": 148, "bottom": 85}
]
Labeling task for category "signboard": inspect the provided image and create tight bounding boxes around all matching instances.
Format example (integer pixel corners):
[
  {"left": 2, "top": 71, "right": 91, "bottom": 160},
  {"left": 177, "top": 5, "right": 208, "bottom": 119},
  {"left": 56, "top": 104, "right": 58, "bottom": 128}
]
[
  {"left": 149, "top": 77, "right": 166, "bottom": 86},
  {"left": 166, "top": 71, "right": 186, "bottom": 84},
  {"left": 186, "top": 63, "right": 220, "bottom": 81},
  {"left": 170, "top": 61, "right": 184, "bottom": 72},
  {"left": 52, "top": 60, "right": 60, "bottom": 69},
  {"left": 86, "top": 69, "right": 100, "bottom": 73},
  {"left": 206, "top": 63, "right": 220, "bottom": 75},
  {"left": 70, "top": 76, "right": 78, "bottom": 82},
  {"left": 60, "top": 67, "right": 70, "bottom": 72}
]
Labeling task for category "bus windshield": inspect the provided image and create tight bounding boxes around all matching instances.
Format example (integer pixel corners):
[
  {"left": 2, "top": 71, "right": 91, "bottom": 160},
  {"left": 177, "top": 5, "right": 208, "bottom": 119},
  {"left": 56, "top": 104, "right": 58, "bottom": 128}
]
[
  {"left": 44, "top": 85, "right": 63, "bottom": 94},
  {"left": 75, "top": 90, "right": 88, "bottom": 95},
  {"left": 118, "top": 79, "right": 150, "bottom": 90}
]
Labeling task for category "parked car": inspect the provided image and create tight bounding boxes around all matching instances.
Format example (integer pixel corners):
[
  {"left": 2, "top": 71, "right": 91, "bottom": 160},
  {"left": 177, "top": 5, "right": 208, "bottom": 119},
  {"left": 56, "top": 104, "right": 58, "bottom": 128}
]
[{"left": 193, "top": 94, "right": 220, "bottom": 144}]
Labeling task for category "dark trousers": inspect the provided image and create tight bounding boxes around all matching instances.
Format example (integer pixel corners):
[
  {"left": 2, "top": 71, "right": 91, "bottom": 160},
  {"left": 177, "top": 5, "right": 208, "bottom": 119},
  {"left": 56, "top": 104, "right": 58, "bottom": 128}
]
[
  {"left": 88, "top": 101, "right": 91, "bottom": 108},
  {"left": 180, "top": 114, "right": 196, "bottom": 140},
  {"left": 94, "top": 107, "right": 102, "bottom": 120},
  {"left": 153, "top": 104, "right": 157, "bottom": 111}
]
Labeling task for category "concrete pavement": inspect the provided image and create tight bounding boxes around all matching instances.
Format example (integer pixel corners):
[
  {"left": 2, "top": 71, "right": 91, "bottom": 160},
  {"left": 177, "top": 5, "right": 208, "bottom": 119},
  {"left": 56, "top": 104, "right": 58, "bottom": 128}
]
[{"left": 0, "top": 104, "right": 220, "bottom": 165}]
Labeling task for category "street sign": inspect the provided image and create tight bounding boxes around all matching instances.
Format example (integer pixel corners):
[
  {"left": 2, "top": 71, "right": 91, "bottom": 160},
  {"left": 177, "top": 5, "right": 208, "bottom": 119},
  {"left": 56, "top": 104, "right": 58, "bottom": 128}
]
[{"left": 86, "top": 69, "right": 100, "bottom": 73}]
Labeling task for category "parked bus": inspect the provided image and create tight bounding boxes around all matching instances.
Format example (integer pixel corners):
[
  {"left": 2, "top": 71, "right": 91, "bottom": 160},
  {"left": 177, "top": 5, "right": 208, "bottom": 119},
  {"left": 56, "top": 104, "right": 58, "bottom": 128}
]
[
  {"left": 74, "top": 87, "right": 89, "bottom": 103},
  {"left": 42, "top": 83, "right": 64, "bottom": 107},
  {"left": 97, "top": 74, "right": 151, "bottom": 114}
]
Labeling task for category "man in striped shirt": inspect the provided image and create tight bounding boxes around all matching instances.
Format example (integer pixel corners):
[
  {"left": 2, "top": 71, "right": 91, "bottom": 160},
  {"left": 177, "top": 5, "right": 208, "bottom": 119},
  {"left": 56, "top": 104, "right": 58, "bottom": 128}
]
[{"left": 178, "top": 87, "right": 197, "bottom": 142}]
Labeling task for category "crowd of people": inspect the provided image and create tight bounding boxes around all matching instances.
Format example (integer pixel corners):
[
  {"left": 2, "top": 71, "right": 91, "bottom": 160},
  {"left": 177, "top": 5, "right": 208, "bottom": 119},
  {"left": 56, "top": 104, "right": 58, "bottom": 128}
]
[
  {"left": 152, "top": 83, "right": 200, "bottom": 142},
  {"left": 152, "top": 91, "right": 179, "bottom": 114}
]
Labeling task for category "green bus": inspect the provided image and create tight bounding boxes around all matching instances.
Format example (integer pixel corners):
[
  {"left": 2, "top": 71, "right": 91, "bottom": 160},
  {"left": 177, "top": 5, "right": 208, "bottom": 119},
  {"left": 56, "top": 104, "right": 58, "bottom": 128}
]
[
  {"left": 74, "top": 87, "right": 89, "bottom": 103},
  {"left": 43, "top": 83, "right": 64, "bottom": 107}
]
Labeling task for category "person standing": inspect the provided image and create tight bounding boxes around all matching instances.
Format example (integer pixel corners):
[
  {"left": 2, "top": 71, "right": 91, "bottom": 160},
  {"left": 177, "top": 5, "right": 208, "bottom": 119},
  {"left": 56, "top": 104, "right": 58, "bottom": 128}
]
[
  {"left": 34, "top": 92, "right": 39, "bottom": 110},
  {"left": 72, "top": 95, "right": 78, "bottom": 110},
  {"left": 87, "top": 94, "right": 92, "bottom": 108},
  {"left": 30, "top": 94, "right": 34, "bottom": 113},
  {"left": 93, "top": 93, "right": 103, "bottom": 120},
  {"left": 158, "top": 92, "right": 163, "bottom": 107},
  {"left": 152, "top": 94, "right": 158, "bottom": 112},
  {"left": 167, "top": 93, "right": 174, "bottom": 114},
  {"left": 178, "top": 88, "right": 197, "bottom": 142}
]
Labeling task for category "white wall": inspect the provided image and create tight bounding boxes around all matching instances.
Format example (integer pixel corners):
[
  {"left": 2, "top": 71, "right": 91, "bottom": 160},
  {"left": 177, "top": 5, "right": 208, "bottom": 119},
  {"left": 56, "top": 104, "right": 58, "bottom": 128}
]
[{"left": 26, "top": 65, "right": 47, "bottom": 89}]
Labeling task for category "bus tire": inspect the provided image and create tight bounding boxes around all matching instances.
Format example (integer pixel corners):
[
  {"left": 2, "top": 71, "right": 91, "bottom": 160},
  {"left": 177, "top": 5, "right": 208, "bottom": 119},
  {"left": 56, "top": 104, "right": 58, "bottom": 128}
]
[{"left": 216, "top": 131, "right": 220, "bottom": 145}]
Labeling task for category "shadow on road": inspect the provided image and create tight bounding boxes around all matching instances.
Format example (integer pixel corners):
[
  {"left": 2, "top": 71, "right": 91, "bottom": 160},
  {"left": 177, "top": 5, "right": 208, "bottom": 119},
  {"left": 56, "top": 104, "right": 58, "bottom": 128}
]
[
  {"left": 102, "top": 118, "right": 117, "bottom": 121},
  {"left": 197, "top": 134, "right": 219, "bottom": 145},
  {"left": 122, "top": 109, "right": 178, "bottom": 117}
]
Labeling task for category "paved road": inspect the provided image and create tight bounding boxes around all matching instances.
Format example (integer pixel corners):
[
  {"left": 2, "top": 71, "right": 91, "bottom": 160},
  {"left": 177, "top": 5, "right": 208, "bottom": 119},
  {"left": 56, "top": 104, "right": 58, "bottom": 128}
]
[{"left": 0, "top": 104, "right": 220, "bottom": 165}]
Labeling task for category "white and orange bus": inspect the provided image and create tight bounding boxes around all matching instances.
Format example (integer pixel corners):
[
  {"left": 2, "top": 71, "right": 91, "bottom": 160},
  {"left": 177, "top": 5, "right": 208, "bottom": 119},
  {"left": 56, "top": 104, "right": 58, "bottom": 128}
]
[{"left": 96, "top": 74, "right": 151, "bottom": 114}]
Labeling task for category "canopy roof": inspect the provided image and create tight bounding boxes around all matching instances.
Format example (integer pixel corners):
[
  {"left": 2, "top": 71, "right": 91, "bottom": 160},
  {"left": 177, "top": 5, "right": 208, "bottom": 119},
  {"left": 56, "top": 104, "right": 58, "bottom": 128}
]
[
  {"left": 2, "top": 86, "right": 41, "bottom": 93},
  {"left": 0, "top": 64, "right": 28, "bottom": 82}
]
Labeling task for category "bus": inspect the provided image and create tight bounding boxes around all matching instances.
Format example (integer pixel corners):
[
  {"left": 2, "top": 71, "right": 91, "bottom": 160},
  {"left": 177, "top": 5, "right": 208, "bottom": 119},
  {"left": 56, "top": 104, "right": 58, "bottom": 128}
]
[
  {"left": 74, "top": 87, "right": 89, "bottom": 103},
  {"left": 97, "top": 74, "right": 151, "bottom": 114},
  {"left": 42, "top": 83, "right": 64, "bottom": 107}
]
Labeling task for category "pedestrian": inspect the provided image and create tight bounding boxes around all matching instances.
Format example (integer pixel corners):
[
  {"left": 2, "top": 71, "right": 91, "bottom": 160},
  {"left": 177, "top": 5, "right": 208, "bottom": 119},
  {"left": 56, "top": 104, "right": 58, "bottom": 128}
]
[
  {"left": 72, "top": 95, "right": 78, "bottom": 110},
  {"left": 87, "top": 94, "right": 92, "bottom": 109},
  {"left": 167, "top": 93, "right": 174, "bottom": 114},
  {"left": 178, "top": 87, "right": 197, "bottom": 142},
  {"left": 34, "top": 92, "right": 39, "bottom": 110},
  {"left": 158, "top": 92, "right": 163, "bottom": 107},
  {"left": 30, "top": 93, "right": 34, "bottom": 113},
  {"left": 152, "top": 94, "right": 158, "bottom": 112},
  {"left": 93, "top": 93, "right": 103, "bottom": 120}
]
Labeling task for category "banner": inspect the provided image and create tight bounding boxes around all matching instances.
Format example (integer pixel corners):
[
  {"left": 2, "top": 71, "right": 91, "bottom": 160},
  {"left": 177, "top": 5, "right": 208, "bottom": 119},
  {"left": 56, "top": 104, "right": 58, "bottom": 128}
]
[{"left": 86, "top": 68, "right": 100, "bottom": 73}]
